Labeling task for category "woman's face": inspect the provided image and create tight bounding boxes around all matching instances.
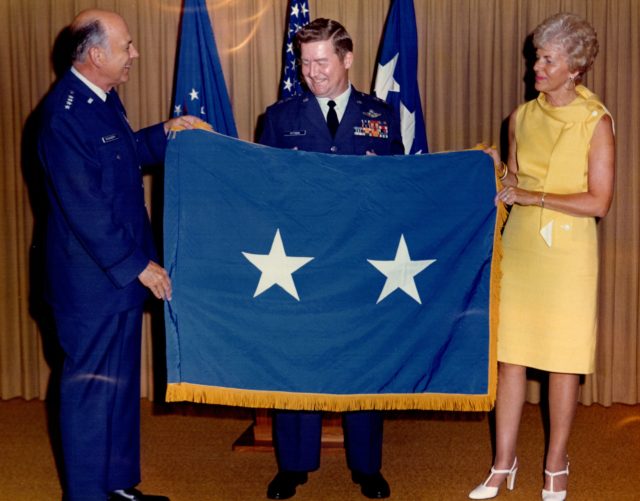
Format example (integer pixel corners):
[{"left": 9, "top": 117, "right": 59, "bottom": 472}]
[{"left": 533, "top": 43, "right": 579, "bottom": 96}]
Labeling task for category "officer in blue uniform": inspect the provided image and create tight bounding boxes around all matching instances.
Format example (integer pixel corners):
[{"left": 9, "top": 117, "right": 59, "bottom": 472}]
[
  {"left": 259, "top": 18, "right": 404, "bottom": 500},
  {"left": 38, "top": 9, "right": 200, "bottom": 501}
]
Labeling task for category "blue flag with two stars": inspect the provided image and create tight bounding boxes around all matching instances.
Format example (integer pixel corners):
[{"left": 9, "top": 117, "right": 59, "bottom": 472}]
[
  {"left": 163, "top": 131, "right": 500, "bottom": 412},
  {"left": 373, "top": 0, "right": 428, "bottom": 154},
  {"left": 172, "top": 0, "right": 237, "bottom": 137}
]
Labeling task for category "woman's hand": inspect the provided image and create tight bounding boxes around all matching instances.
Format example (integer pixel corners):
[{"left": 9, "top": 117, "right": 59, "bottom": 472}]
[
  {"left": 475, "top": 143, "right": 512, "bottom": 183},
  {"left": 479, "top": 144, "right": 501, "bottom": 167},
  {"left": 495, "top": 185, "right": 540, "bottom": 207}
]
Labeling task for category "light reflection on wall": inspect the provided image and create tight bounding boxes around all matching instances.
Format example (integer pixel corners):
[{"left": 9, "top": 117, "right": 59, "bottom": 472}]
[{"left": 148, "top": 0, "right": 275, "bottom": 54}]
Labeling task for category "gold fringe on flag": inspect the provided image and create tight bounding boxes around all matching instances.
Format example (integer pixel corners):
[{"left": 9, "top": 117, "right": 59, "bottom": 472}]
[
  {"left": 165, "top": 148, "right": 503, "bottom": 413},
  {"left": 166, "top": 382, "right": 496, "bottom": 412}
]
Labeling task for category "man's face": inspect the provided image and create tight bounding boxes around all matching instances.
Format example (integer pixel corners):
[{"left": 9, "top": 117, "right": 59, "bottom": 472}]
[
  {"left": 98, "top": 15, "right": 139, "bottom": 90},
  {"left": 300, "top": 40, "right": 352, "bottom": 99}
]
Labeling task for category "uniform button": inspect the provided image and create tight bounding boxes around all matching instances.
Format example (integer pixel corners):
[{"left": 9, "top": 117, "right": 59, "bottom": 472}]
[{"left": 330, "top": 146, "right": 338, "bottom": 153}]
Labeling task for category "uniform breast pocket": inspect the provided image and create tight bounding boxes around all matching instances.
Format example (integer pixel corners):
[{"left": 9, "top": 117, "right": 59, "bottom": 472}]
[
  {"left": 353, "top": 134, "right": 388, "bottom": 155},
  {"left": 96, "top": 136, "right": 133, "bottom": 193},
  {"left": 280, "top": 130, "right": 310, "bottom": 150}
]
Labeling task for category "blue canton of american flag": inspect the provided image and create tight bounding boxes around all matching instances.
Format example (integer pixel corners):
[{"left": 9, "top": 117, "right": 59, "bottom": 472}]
[
  {"left": 172, "top": 0, "right": 237, "bottom": 137},
  {"left": 279, "top": 1, "right": 311, "bottom": 99}
]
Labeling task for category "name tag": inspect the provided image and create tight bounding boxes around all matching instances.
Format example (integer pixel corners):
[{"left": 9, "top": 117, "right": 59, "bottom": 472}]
[
  {"left": 101, "top": 133, "right": 120, "bottom": 144},
  {"left": 284, "top": 130, "right": 307, "bottom": 137}
]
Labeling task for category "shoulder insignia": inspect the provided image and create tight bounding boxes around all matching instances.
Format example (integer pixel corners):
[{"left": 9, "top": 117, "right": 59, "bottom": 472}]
[
  {"left": 275, "top": 95, "right": 299, "bottom": 105},
  {"left": 64, "top": 90, "right": 75, "bottom": 110}
]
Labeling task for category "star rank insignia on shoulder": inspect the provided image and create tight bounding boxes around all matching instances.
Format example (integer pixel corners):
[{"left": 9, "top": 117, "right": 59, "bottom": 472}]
[
  {"left": 273, "top": 95, "right": 298, "bottom": 106},
  {"left": 363, "top": 109, "right": 382, "bottom": 118},
  {"left": 64, "top": 90, "right": 75, "bottom": 110},
  {"left": 368, "top": 93, "right": 386, "bottom": 104}
]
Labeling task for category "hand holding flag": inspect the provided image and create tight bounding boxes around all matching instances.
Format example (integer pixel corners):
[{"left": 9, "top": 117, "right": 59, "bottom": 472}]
[{"left": 172, "top": 0, "right": 237, "bottom": 137}]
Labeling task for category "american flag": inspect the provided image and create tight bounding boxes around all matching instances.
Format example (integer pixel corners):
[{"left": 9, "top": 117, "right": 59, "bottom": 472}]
[{"left": 279, "top": 1, "right": 311, "bottom": 99}]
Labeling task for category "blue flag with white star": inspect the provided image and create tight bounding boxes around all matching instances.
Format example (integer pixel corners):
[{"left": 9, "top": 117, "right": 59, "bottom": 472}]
[
  {"left": 279, "top": 1, "right": 311, "bottom": 99},
  {"left": 172, "top": 0, "right": 237, "bottom": 136},
  {"left": 373, "top": 0, "right": 428, "bottom": 154},
  {"left": 163, "top": 131, "right": 499, "bottom": 411}
]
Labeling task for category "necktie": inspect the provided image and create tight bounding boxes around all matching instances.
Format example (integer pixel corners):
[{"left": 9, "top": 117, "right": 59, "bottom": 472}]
[{"left": 327, "top": 100, "right": 339, "bottom": 138}]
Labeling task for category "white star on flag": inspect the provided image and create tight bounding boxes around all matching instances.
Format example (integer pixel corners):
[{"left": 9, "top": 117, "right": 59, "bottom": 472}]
[
  {"left": 242, "top": 229, "right": 314, "bottom": 301},
  {"left": 400, "top": 102, "right": 418, "bottom": 154},
  {"left": 174, "top": 104, "right": 182, "bottom": 115},
  {"left": 368, "top": 235, "right": 436, "bottom": 304},
  {"left": 287, "top": 42, "right": 294, "bottom": 55},
  {"left": 374, "top": 53, "right": 400, "bottom": 101},
  {"left": 300, "top": 2, "right": 309, "bottom": 16},
  {"left": 189, "top": 88, "right": 199, "bottom": 101},
  {"left": 291, "top": 3, "right": 299, "bottom": 17},
  {"left": 283, "top": 78, "right": 293, "bottom": 92},
  {"left": 374, "top": 53, "right": 418, "bottom": 154}
]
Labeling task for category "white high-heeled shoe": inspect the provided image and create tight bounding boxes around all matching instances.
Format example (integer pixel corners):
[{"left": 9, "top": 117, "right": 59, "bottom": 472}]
[
  {"left": 541, "top": 462, "right": 570, "bottom": 500},
  {"left": 468, "top": 457, "right": 518, "bottom": 499}
]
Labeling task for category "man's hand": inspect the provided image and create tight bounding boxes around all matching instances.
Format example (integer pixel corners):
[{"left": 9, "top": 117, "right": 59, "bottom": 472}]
[
  {"left": 164, "top": 115, "right": 213, "bottom": 134},
  {"left": 138, "top": 261, "right": 172, "bottom": 301}
]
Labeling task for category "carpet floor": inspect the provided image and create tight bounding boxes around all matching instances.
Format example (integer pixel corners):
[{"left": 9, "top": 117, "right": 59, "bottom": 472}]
[{"left": 1, "top": 400, "right": 638, "bottom": 500}]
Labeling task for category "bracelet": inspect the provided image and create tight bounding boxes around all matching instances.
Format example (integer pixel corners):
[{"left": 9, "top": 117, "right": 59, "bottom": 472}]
[
  {"left": 499, "top": 163, "right": 509, "bottom": 181},
  {"left": 496, "top": 162, "right": 508, "bottom": 181},
  {"left": 541, "top": 192, "right": 546, "bottom": 208}
]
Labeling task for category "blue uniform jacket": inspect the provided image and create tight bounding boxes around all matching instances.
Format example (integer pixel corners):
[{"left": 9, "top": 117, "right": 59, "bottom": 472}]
[
  {"left": 258, "top": 86, "right": 402, "bottom": 473},
  {"left": 259, "top": 87, "right": 404, "bottom": 155},
  {"left": 38, "top": 70, "right": 167, "bottom": 315}
]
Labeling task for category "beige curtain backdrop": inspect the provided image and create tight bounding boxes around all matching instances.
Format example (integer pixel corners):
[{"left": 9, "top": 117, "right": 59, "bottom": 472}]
[{"left": 1, "top": 0, "right": 638, "bottom": 405}]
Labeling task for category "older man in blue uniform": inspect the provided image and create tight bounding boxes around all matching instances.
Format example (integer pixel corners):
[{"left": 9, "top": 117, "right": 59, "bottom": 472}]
[
  {"left": 259, "top": 18, "right": 404, "bottom": 500},
  {"left": 38, "top": 9, "right": 200, "bottom": 501}
]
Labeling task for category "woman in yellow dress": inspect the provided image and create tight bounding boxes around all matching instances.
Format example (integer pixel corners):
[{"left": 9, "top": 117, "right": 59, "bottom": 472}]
[{"left": 469, "top": 13, "right": 615, "bottom": 501}]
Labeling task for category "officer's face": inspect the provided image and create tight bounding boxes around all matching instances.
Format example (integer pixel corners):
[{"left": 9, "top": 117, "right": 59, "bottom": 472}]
[
  {"left": 99, "top": 15, "right": 140, "bottom": 90},
  {"left": 300, "top": 40, "right": 352, "bottom": 99}
]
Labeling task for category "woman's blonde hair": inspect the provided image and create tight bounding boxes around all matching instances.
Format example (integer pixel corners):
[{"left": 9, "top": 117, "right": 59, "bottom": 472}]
[{"left": 533, "top": 13, "right": 599, "bottom": 81}]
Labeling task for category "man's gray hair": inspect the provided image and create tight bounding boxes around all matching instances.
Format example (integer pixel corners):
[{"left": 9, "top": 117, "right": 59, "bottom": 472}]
[{"left": 71, "top": 19, "right": 108, "bottom": 63}]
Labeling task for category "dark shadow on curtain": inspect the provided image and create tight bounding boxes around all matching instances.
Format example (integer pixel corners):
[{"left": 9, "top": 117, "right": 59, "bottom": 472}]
[
  {"left": 523, "top": 34, "right": 538, "bottom": 103},
  {"left": 148, "top": 166, "right": 169, "bottom": 409}
]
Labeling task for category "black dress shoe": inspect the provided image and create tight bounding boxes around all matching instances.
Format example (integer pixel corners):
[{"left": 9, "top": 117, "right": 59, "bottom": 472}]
[
  {"left": 107, "top": 488, "right": 170, "bottom": 500},
  {"left": 351, "top": 471, "right": 390, "bottom": 499},
  {"left": 267, "top": 471, "right": 308, "bottom": 499}
]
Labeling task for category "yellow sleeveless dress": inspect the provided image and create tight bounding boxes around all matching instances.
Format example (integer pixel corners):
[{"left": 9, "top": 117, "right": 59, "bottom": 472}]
[{"left": 497, "top": 86, "right": 610, "bottom": 374}]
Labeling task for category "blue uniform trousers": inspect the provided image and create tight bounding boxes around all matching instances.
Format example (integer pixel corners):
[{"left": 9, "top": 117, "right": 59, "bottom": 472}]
[
  {"left": 274, "top": 410, "right": 383, "bottom": 474},
  {"left": 55, "top": 307, "right": 143, "bottom": 500}
]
